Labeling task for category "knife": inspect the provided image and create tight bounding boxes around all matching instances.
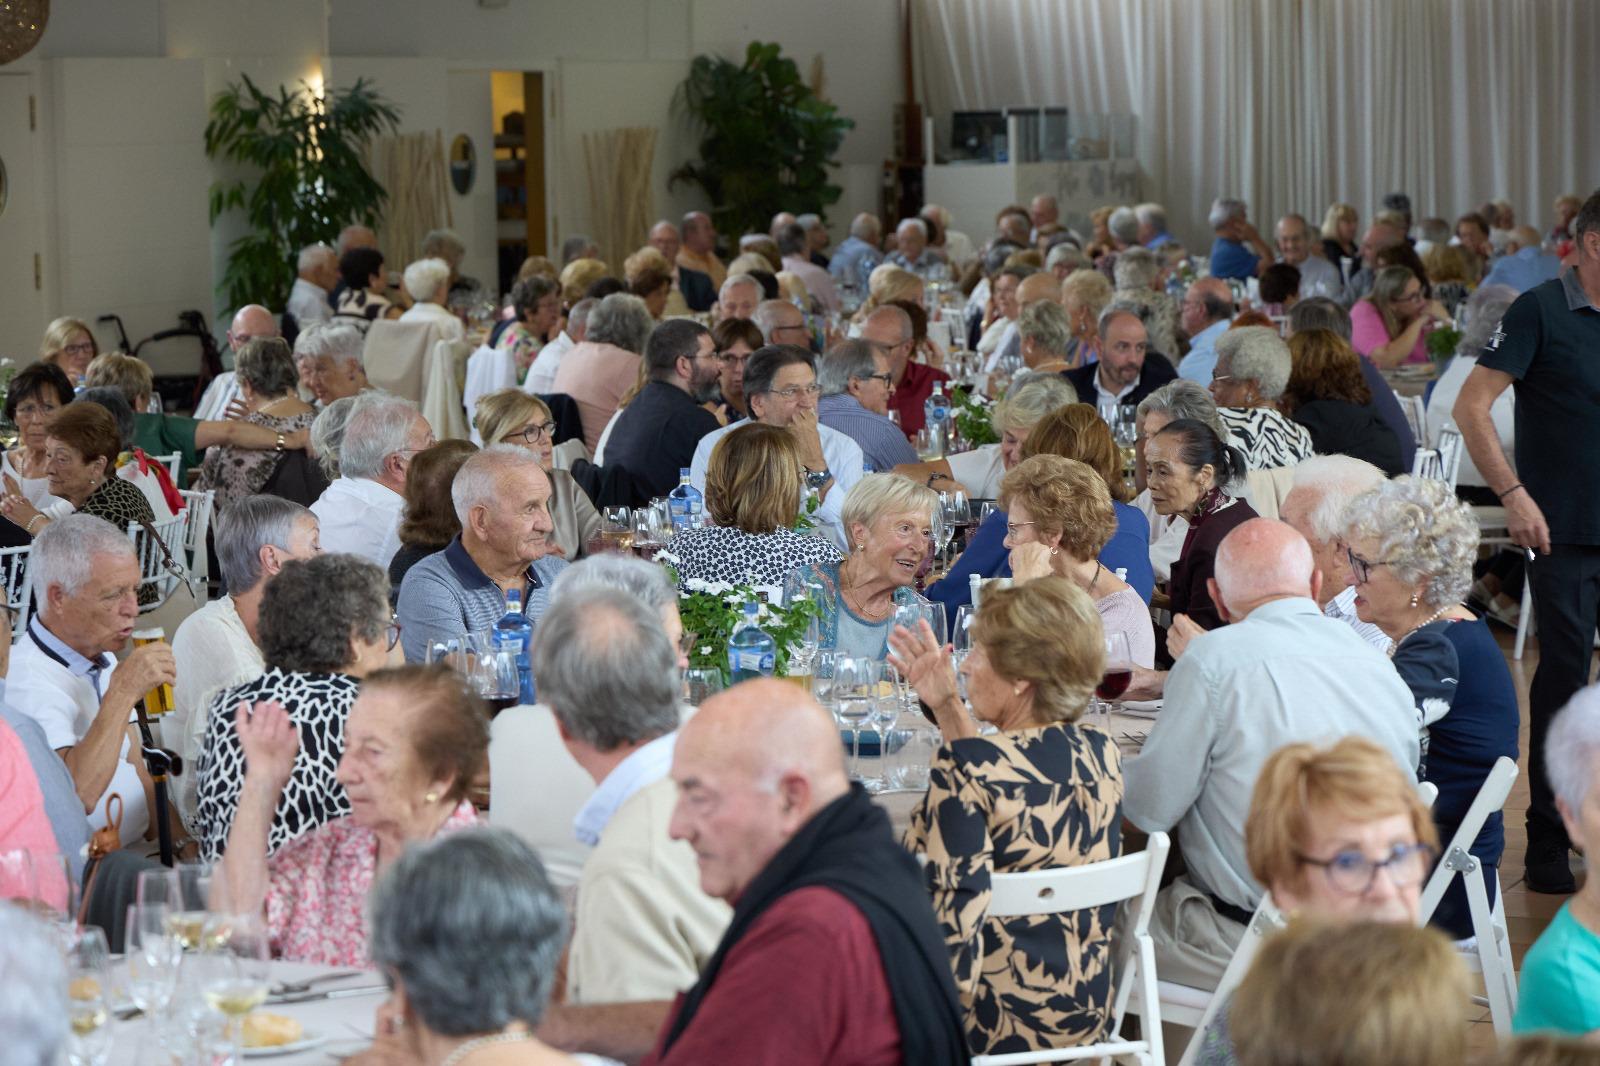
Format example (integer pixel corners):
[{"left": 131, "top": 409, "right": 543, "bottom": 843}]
[{"left": 266, "top": 984, "right": 389, "bottom": 1005}]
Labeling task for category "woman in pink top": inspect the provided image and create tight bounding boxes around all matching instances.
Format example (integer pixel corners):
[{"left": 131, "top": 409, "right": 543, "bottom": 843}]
[
  {"left": 1350, "top": 265, "right": 1451, "bottom": 369},
  {"left": 0, "top": 719, "right": 64, "bottom": 907},
  {"left": 214, "top": 665, "right": 487, "bottom": 965}
]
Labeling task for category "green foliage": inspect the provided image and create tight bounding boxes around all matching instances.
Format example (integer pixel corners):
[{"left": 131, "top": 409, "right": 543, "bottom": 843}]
[
  {"left": 950, "top": 385, "right": 999, "bottom": 446},
  {"left": 205, "top": 75, "right": 401, "bottom": 311},
  {"left": 670, "top": 41, "right": 855, "bottom": 239},
  {"left": 660, "top": 556, "right": 818, "bottom": 684},
  {"left": 1426, "top": 324, "right": 1462, "bottom": 366}
]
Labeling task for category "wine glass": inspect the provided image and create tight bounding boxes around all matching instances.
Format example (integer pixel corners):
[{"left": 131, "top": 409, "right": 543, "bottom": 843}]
[
  {"left": 125, "top": 903, "right": 182, "bottom": 1019},
  {"left": 943, "top": 489, "right": 972, "bottom": 557},
  {"left": 599, "top": 507, "right": 634, "bottom": 554},
  {"left": 477, "top": 644, "right": 522, "bottom": 716},
  {"left": 865, "top": 662, "right": 905, "bottom": 792},
  {"left": 830, "top": 656, "right": 878, "bottom": 782},
  {"left": 978, "top": 500, "right": 999, "bottom": 525},
  {"left": 950, "top": 603, "right": 976, "bottom": 699},
  {"left": 915, "top": 427, "right": 943, "bottom": 461},
  {"left": 66, "top": 926, "right": 114, "bottom": 1066},
  {"left": 196, "top": 911, "right": 272, "bottom": 1065},
  {"left": 1096, "top": 395, "right": 1120, "bottom": 429},
  {"left": 682, "top": 667, "right": 724, "bottom": 707},
  {"left": 930, "top": 506, "right": 953, "bottom": 569},
  {"left": 1091, "top": 631, "right": 1134, "bottom": 728},
  {"left": 139, "top": 864, "right": 212, "bottom": 952}
]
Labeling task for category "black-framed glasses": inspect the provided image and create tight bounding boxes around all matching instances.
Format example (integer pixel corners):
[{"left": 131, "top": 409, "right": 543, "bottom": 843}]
[
  {"left": 858, "top": 372, "right": 894, "bottom": 387},
  {"left": 385, "top": 621, "right": 403, "bottom": 652},
  {"left": 517, "top": 422, "right": 558, "bottom": 444},
  {"left": 1294, "top": 842, "right": 1435, "bottom": 894},
  {"left": 1345, "top": 545, "right": 1395, "bottom": 585}
]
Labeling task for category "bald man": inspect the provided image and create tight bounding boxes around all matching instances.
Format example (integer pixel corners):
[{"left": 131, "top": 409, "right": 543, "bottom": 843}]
[
  {"left": 678, "top": 211, "right": 726, "bottom": 290},
  {"left": 632, "top": 681, "right": 966, "bottom": 1065},
  {"left": 1176, "top": 277, "right": 1235, "bottom": 384},
  {"left": 858, "top": 304, "right": 949, "bottom": 436},
  {"left": 196, "top": 304, "right": 282, "bottom": 420},
  {"left": 1029, "top": 193, "right": 1059, "bottom": 234},
  {"left": 1124, "top": 518, "right": 1420, "bottom": 989},
  {"left": 986, "top": 270, "right": 1070, "bottom": 373},
  {"left": 1481, "top": 225, "right": 1562, "bottom": 293}
]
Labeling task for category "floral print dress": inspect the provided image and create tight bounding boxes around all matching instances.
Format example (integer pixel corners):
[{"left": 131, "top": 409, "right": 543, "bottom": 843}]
[{"left": 904, "top": 722, "right": 1124, "bottom": 1056}]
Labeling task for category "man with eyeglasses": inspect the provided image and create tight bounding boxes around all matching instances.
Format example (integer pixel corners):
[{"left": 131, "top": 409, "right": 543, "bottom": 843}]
[
  {"left": 310, "top": 397, "right": 433, "bottom": 569},
  {"left": 858, "top": 304, "right": 948, "bottom": 437},
  {"left": 1274, "top": 214, "right": 1344, "bottom": 301},
  {"left": 816, "top": 340, "right": 916, "bottom": 474},
  {"left": 751, "top": 299, "right": 811, "bottom": 350},
  {"left": 195, "top": 304, "right": 284, "bottom": 421},
  {"left": 1124, "top": 518, "right": 1418, "bottom": 989},
  {"left": 688, "top": 345, "right": 864, "bottom": 549},
  {"left": 604, "top": 320, "right": 724, "bottom": 502}
]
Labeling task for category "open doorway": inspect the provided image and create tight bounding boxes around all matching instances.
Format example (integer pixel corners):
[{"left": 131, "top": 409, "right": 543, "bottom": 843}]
[{"left": 491, "top": 71, "right": 547, "bottom": 296}]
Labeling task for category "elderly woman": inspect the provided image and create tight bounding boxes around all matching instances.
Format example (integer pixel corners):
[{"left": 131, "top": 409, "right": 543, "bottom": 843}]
[
  {"left": 496, "top": 275, "right": 562, "bottom": 382},
  {"left": 1208, "top": 326, "right": 1315, "bottom": 469},
  {"left": 668, "top": 423, "right": 842, "bottom": 588},
  {"left": 1113, "top": 248, "right": 1180, "bottom": 360},
  {"left": 551, "top": 292, "right": 656, "bottom": 454},
  {"left": 853, "top": 264, "right": 925, "bottom": 328},
  {"left": 711, "top": 317, "right": 762, "bottom": 420},
  {"left": 365, "top": 830, "right": 579, "bottom": 1066},
  {"left": 398, "top": 257, "right": 465, "bottom": 343},
  {"left": 899, "top": 371, "right": 1077, "bottom": 503},
  {"left": 1002, "top": 456, "right": 1155, "bottom": 667},
  {"left": 1351, "top": 265, "right": 1450, "bottom": 369},
  {"left": 74, "top": 387, "right": 179, "bottom": 521},
  {"left": 214, "top": 663, "right": 484, "bottom": 965},
  {"left": 1131, "top": 381, "right": 1228, "bottom": 581},
  {"left": 1146, "top": 417, "right": 1255, "bottom": 631},
  {"left": 1, "top": 362, "right": 72, "bottom": 507},
  {"left": 1061, "top": 268, "right": 1116, "bottom": 367},
  {"left": 192, "top": 552, "right": 397, "bottom": 862},
  {"left": 975, "top": 266, "right": 1029, "bottom": 357},
  {"left": 1341, "top": 476, "right": 1518, "bottom": 940},
  {"left": 630, "top": 266, "right": 674, "bottom": 321},
  {"left": 891, "top": 579, "right": 1122, "bottom": 1055},
  {"left": 474, "top": 388, "right": 599, "bottom": 560},
  {"left": 333, "top": 246, "right": 401, "bottom": 327},
  {"left": 195, "top": 337, "right": 321, "bottom": 509},
  {"left": 39, "top": 316, "right": 98, "bottom": 386},
  {"left": 389, "top": 440, "right": 478, "bottom": 592},
  {"left": 797, "top": 473, "right": 937, "bottom": 659},
  {"left": 1284, "top": 329, "right": 1403, "bottom": 475},
  {"left": 1193, "top": 735, "right": 1441, "bottom": 1064},
  {"left": 1515, "top": 690, "right": 1600, "bottom": 1035}
]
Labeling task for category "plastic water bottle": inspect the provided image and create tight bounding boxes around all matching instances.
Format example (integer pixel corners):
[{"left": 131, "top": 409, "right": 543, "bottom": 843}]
[
  {"left": 924, "top": 383, "right": 950, "bottom": 446},
  {"left": 726, "top": 601, "right": 776, "bottom": 683},
  {"left": 493, "top": 589, "right": 535, "bottom": 705},
  {"left": 668, "top": 468, "right": 704, "bottom": 531}
]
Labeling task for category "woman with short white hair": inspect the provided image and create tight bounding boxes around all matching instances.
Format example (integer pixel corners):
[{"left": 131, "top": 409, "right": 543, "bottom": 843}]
[
  {"left": 1209, "top": 325, "right": 1315, "bottom": 469},
  {"left": 1111, "top": 247, "right": 1180, "bottom": 359},
  {"left": 1341, "top": 475, "right": 1518, "bottom": 940},
  {"left": 398, "top": 257, "right": 465, "bottom": 343}
]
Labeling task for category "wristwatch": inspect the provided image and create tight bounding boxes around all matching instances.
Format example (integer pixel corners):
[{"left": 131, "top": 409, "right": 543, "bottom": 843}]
[{"left": 804, "top": 467, "right": 832, "bottom": 489}]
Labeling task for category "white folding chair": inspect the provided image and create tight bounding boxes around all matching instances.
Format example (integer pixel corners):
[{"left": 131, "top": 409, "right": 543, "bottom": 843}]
[
  {"left": 972, "top": 832, "right": 1170, "bottom": 1066},
  {"left": 128, "top": 511, "right": 192, "bottom": 612},
  {"left": 150, "top": 451, "right": 183, "bottom": 484},
  {"left": 176, "top": 488, "right": 215, "bottom": 603},
  {"left": 1417, "top": 756, "right": 1520, "bottom": 1035},
  {"left": 1165, "top": 896, "right": 1288, "bottom": 1066},
  {"left": 0, "top": 543, "right": 33, "bottom": 643},
  {"left": 1399, "top": 393, "right": 1428, "bottom": 446}
]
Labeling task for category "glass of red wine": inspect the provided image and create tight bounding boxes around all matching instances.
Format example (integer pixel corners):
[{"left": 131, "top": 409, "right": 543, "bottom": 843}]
[{"left": 1092, "top": 631, "right": 1133, "bottom": 729}]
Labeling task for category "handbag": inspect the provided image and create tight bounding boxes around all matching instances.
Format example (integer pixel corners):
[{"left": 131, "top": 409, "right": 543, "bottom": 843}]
[{"left": 76, "top": 792, "right": 124, "bottom": 926}]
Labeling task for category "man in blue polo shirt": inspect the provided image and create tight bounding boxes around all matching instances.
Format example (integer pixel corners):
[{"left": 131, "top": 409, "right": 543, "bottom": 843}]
[
  {"left": 1455, "top": 188, "right": 1600, "bottom": 895},
  {"left": 1205, "top": 198, "right": 1275, "bottom": 281}
]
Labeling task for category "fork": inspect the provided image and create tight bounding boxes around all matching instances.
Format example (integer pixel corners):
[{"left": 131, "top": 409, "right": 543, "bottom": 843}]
[{"left": 270, "top": 970, "right": 365, "bottom": 996}]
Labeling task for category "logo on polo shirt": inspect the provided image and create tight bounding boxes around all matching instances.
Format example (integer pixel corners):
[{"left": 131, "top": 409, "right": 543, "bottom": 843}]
[{"left": 1487, "top": 322, "right": 1506, "bottom": 349}]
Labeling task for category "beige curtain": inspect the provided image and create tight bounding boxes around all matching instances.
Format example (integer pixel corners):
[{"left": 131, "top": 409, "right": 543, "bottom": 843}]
[
  {"left": 582, "top": 127, "right": 657, "bottom": 272},
  {"left": 365, "top": 131, "right": 453, "bottom": 276}
]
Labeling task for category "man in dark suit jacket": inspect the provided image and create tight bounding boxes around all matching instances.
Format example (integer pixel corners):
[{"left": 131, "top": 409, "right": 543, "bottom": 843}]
[
  {"left": 1063, "top": 305, "right": 1177, "bottom": 409},
  {"left": 603, "top": 318, "right": 723, "bottom": 502},
  {"left": 678, "top": 267, "right": 717, "bottom": 312}
]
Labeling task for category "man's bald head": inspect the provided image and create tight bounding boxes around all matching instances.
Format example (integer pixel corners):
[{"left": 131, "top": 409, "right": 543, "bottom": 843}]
[
  {"left": 337, "top": 225, "right": 377, "bottom": 255},
  {"left": 1017, "top": 271, "right": 1061, "bottom": 309},
  {"left": 1211, "top": 518, "right": 1316, "bottom": 619},
  {"left": 228, "top": 304, "right": 280, "bottom": 350},
  {"left": 1507, "top": 226, "right": 1544, "bottom": 253},
  {"left": 669, "top": 680, "right": 849, "bottom": 903},
  {"left": 1030, "top": 194, "right": 1059, "bottom": 228}
]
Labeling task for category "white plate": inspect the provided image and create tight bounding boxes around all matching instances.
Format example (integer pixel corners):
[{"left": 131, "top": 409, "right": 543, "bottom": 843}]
[
  {"left": 1118, "top": 699, "right": 1162, "bottom": 718},
  {"left": 243, "top": 1033, "right": 326, "bottom": 1058}
]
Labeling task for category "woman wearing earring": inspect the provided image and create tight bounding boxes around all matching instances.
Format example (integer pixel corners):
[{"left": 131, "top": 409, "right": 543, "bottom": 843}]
[{"left": 1340, "top": 476, "right": 1518, "bottom": 941}]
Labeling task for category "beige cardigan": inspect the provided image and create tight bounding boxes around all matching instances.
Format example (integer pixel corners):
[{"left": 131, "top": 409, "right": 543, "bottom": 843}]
[{"left": 548, "top": 467, "right": 602, "bottom": 560}]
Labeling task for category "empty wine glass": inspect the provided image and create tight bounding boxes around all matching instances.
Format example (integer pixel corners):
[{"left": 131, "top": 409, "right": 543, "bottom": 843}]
[
  {"left": 125, "top": 903, "right": 182, "bottom": 1019},
  {"left": 830, "top": 656, "right": 878, "bottom": 782},
  {"left": 930, "top": 507, "right": 953, "bottom": 569},
  {"left": 915, "top": 426, "right": 944, "bottom": 461},
  {"left": 942, "top": 490, "right": 972, "bottom": 555}
]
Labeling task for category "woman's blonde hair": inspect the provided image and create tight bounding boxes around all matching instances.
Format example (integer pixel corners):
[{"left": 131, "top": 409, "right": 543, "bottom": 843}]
[
  {"left": 1320, "top": 202, "right": 1357, "bottom": 241},
  {"left": 1421, "top": 243, "right": 1473, "bottom": 286},
  {"left": 40, "top": 317, "right": 98, "bottom": 364},
  {"left": 853, "top": 265, "right": 925, "bottom": 322},
  {"left": 705, "top": 423, "right": 803, "bottom": 533},
  {"left": 516, "top": 255, "right": 558, "bottom": 283},
  {"left": 1021, "top": 402, "right": 1131, "bottom": 502},
  {"left": 624, "top": 246, "right": 672, "bottom": 285},
  {"left": 473, "top": 388, "right": 553, "bottom": 450},
  {"left": 840, "top": 473, "right": 939, "bottom": 550},
  {"left": 971, "top": 578, "right": 1103, "bottom": 723},
  {"left": 1060, "top": 268, "right": 1114, "bottom": 320},
  {"left": 1231, "top": 918, "right": 1468, "bottom": 1066},
  {"left": 727, "top": 252, "right": 774, "bottom": 279},
  {"left": 84, "top": 351, "right": 154, "bottom": 407},
  {"left": 558, "top": 258, "right": 610, "bottom": 307},
  {"left": 1245, "top": 736, "right": 1437, "bottom": 895}
]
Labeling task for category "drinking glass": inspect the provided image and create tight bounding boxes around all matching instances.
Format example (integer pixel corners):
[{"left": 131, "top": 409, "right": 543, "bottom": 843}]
[
  {"left": 1096, "top": 395, "right": 1120, "bottom": 428},
  {"left": 978, "top": 500, "right": 999, "bottom": 525},
  {"left": 0, "top": 848, "right": 38, "bottom": 906},
  {"left": 682, "top": 667, "right": 724, "bottom": 707},
  {"left": 423, "top": 634, "right": 467, "bottom": 669},
  {"left": 66, "top": 926, "right": 114, "bottom": 1066},
  {"left": 830, "top": 656, "right": 878, "bottom": 781},
  {"left": 893, "top": 600, "right": 948, "bottom": 647},
  {"left": 1091, "top": 631, "right": 1134, "bottom": 728},
  {"left": 598, "top": 507, "right": 634, "bottom": 554},
  {"left": 930, "top": 507, "right": 953, "bottom": 569},
  {"left": 125, "top": 903, "right": 182, "bottom": 1019},
  {"left": 942, "top": 490, "right": 972, "bottom": 554},
  {"left": 195, "top": 911, "right": 271, "bottom": 1065},
  {"left": 477, "top": 645, "right": 522, "bottom": 715},
  {"left": 891, "top": 717, "right": 940, "bottom": 791},
  {"left": 915, "top": 426, "right": 943, "bottom": 461},
  {"left": 863, "top": 662, "right": 905, "bottom": 791},
  {"left": 139, "top": 864, "right": 213, "bottom": 952},
  {"left": 632, "top": 501, "right": 673, "bottom": 558}
]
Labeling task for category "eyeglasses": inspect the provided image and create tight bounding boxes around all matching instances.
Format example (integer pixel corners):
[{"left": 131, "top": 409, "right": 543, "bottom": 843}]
[
  {"left": 385, "top": 621, "right": 403, "bottom": 652},
  {"left": 1399, "top": 289, "right": 1426, "bottom": 304},
  {"left": 1294, "top": 842, "right": 1435, "bottom": 894},
  {"left": 62, "top": 342, "right": 95, "bottom": 356},
  {"left": 516, "top": 422, "right": 558, "bottom": 444},
  {"left": 1345, "top": 545, "right": 1395, "bottom": 585},
  {"left": 1004, "top": 521, "right": 1036, "bottom": 538},
  {"left": 763, "top": 383, "right": 822, "bottom": 400},
  {"left": 858, "top": 372, "right": 894, "bottom": 387},
  {"left": 717, "top": 351, "right": 750, "bottom": 367},
  {"left": 1210, "top": 373, "right": 1234, "bottom": 384}
]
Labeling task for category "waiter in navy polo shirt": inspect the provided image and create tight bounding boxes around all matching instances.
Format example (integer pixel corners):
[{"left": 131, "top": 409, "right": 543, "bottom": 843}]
[{"left": 1454, "top": 189, "right": 1600, "bottom": 895}]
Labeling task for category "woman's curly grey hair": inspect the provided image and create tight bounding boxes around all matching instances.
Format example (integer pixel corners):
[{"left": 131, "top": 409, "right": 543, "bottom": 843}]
[
  {"left": 1342, "top": 475, "right": 1480, "bottom": 610},
  {"left": 258, "top": 553, "right": 391, "bottom": 672}
]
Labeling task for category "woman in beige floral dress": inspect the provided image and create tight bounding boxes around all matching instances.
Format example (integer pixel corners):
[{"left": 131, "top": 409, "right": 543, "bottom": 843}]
[
  {"left": 890, "top": 577, "right": 1124, "bottom": 1056},
  {"left": 198, "top": 338, "right": 317, "bottom": 511}
]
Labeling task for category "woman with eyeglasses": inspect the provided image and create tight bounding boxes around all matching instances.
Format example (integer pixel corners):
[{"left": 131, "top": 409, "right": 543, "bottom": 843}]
[
  {"left": 710, "top": 317, "right": 762, "bottom": 421},
  {"left": 1339, "top": 476, "right": 1518, "bottom": 941},
  {"left": 474, "top": 388, "right": 600, "bottom": 561},
  {"left": 1191, "top": 734, "right": 1441, "bottom": 1066},
  {"left": 38, "top": 316, "right": 99, "bottom": 386},
  {"left": 1350, "top": 265, "right": 1450, "bottom": 369},
  {"left": 388, "top": 440, "right": 478, "bottom": 595},
  {"left": 193, "top": 553, "right": 401, "bottom": 865},
  {"left": 0, "top": 361, "right": 73, "bottom": 508}
]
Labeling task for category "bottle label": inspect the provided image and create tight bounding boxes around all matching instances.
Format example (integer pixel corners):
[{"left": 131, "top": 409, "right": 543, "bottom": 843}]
[{"left": 727, "top": 647, "right": 775, "bottom": 675}]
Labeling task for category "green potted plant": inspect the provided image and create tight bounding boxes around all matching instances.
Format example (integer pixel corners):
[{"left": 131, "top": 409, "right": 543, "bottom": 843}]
[
  {"left": 670, "top": 41, "right": 854, "bottom": 239},
  {"left": 205, "top": 75, "right": 401, "bottom": 311}
]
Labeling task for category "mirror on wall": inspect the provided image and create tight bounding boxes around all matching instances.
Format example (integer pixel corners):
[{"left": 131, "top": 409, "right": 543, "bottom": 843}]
[{"left": 449, "top": 134, "right": 475, "bottom": 195}]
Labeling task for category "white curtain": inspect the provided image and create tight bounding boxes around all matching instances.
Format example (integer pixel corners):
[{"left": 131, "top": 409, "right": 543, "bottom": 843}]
[{"left": 914, "top": 0, "right": 1600, "bottom": 246}]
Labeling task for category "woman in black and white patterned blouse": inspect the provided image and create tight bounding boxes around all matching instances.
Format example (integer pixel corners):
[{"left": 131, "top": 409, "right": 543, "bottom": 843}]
[
  {"left": 193, "top": 552, "right": 398, "bottom": 862},
  {"left": 1209, "top": 325, "right": 1316, "bottom": 471},
  {"left": 667, "top": 422, "right": 841, "bottom": 590}
]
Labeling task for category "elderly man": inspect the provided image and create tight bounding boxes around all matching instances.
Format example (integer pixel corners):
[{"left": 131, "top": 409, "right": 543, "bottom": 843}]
[
  {"left": 1064, "top": 304, "right": 1177, "bottom": 408},
  {"left": 985, "top": 269, "right": 1065, "bottom": 375},
  {"left": 397, "top": 445, "right": 567, "bottom": 662},
  {"left": 525, "top": 296, "right": 594, "bottom": 395},
  {"left": 170, "top": 496, "right": 320, "bottom": 823},
  {"left": 311, "top": 397, "right": 432, "bottom": 568},
  {"left": 1207, "top": 198, "right": 1274, "bottom": 280},
  {"left": 1107, "top": 206, "right": 1140, "bottom": 251},
  {"left": 798, "top": 213, "right": 831, "bottom": 269},
  {"left": 829, "top": 213, "right": 884, "bottom": 294},
  {"left": 1455, "top": 212, "right": 1494, "bottom": 264},
  {"left": 817, "top": 339, "right": 917, "bottom": 473},
  {"left": 1029, "top": 193, "right": 1059, "bottom": 237},
  {"left": 1277, "top": 455, "right": 1391, "bottom": 652},
  {"left": 1275, "top": 214, "right": 1343, "bottom": 299},
  {"left": 884, "top": 218, "right": 941, "bottom": 278},
  {"left": 678, "top": 211, "right": 726, "bottom": 291},
  {"left": 9, "top": 515, "right": 179, "bottom": 846},
  {"left": 1344, "top": 218, "right": 1406, "bottom": 303},
  {"left": 777, "top": 223, "right": 839, "bottom": 312},
  {"left": 636, "top": 680, "right": 966, "bottom": 1064},
  {"left": 297, "top": 321, "right": 369, "bottom": 405},
  {"left": 751, "top": 298, "right": 811, "bottom": 349},
  {"left": 650, "top": 220, "right": 713, "bottom": 312},
  {"left": 689, "top": 345, "right": 863, "bottom": 549},
  {"left": 604, "top": 319, "right": 723, "bottom": 501},
  {"left": 287, "top": 244, "right": 336, "bottom": 328},
  {"left": 195, "top": 303, "right": 282, "bottom": 419},
  {"left": 398, "top": 258, "right": 465, "bottom": 343},
  {"left": 1136, "top": 202, "right": 1174, "bottom": 249},
  {"left": 1482, "top": 225, "right": 1563, "bottom": 293},
  {"left": 1125, "top": 518, "right": 1421, "bottom": 988},
  {"left": 561, "top": 234, "right": 600, "bottom": 265},
  {"left": 715, "top": 274, "right": 762, "bottom": 323},
  {"left": 1177, "top": 277, "right": 1235, "bottom": 385},
  {"left": 535, "top": 586, "right": 729, "bottom": 1006},
  {"left": 857, "top": 304, "right": 948, "bottom": 437}
]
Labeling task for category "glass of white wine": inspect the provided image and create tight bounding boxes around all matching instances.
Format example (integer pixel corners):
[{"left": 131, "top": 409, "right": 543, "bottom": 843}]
[
  {"left": 143, "top": 863, "right": 214, "bottom": 952},
  {"left": 196, "top": 911, "right": 272, "bottom": 1064},
  {"left": 66, "top": 926, "right": 113, "bottom": 1066}
]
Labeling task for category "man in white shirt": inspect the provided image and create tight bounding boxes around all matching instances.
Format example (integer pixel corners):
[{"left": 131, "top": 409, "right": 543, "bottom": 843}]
[
  {"left": 170, "top": 496, "right": 321, "bottom": 824},
  {"left": 1275, "top": 214, "right": 1343, "bottom": 300},
  {"left": 311, "top": 397, "right": 433, "bottom": 568},
  {"left": 690, "top": 346, "right": 864, "bottom": 549},
  {"left": 535, "top": 582, "right": 728, "bottom": 1007},
  {"left": 397, "top": 257, "right": 464, "bottom": 344},
  {"left": 1125, "top": 518, "right": 1419, "bottom": 988},
  {"left": 525, "top": 297, "right": 594, "bottom": 395},
  {"left": 1278, "top": 455, "right": 1393, "bottom": 652},
  {"left": 1063, "top": 305, "right": 1178, "bottom": 410},
  {"left": 8, "top": 515, "right": 178, "bottom": 845},
  {"left": 286, "top": 244, "right": 336, "bottom": 328}
]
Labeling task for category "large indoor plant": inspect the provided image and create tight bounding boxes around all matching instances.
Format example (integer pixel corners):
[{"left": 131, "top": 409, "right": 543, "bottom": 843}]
[
  {"left": 205, "top": 75, "right": 401, "bottom": 311},
  {"left": 670, "top": 41, "right": 854, "bottom": 239}
]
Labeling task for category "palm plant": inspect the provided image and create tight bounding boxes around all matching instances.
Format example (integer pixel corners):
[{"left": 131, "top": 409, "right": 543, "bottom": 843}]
[{"left": 205, "top": 75, "right": 400, "bottom": 311}]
